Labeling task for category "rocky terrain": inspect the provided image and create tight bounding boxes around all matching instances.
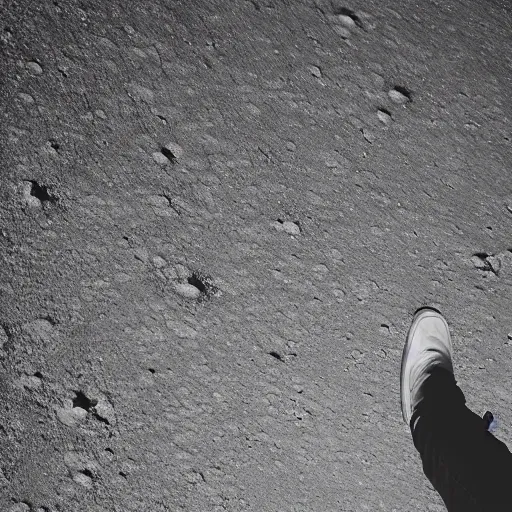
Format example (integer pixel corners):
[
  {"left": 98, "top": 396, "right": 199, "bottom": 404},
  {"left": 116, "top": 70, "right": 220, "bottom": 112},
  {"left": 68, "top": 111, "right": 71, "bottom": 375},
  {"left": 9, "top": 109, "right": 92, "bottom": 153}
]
[{"left": 1, "top": 0, "right": 511, "bottom": 510}]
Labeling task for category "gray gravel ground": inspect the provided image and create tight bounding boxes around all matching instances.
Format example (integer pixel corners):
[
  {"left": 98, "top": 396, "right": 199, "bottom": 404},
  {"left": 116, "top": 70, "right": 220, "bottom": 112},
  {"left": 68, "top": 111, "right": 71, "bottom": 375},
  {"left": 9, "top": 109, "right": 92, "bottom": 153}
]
[{"left": 1, "top": 0, "right": 512, "bottom": 510}]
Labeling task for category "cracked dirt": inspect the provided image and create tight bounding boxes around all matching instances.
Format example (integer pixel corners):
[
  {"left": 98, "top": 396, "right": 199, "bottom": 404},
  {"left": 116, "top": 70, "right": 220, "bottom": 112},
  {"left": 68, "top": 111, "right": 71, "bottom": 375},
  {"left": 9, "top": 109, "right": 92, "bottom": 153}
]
[{"left": 1, "top": 0, "right": 512, "bottom": 510}]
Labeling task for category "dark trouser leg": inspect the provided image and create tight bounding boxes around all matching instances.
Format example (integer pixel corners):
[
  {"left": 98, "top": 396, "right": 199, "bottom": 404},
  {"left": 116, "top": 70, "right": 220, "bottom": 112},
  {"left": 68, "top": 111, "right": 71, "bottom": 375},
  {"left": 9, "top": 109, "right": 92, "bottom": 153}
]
[{"left": 410, "top": 367, "right": 512, "bottom": 511}]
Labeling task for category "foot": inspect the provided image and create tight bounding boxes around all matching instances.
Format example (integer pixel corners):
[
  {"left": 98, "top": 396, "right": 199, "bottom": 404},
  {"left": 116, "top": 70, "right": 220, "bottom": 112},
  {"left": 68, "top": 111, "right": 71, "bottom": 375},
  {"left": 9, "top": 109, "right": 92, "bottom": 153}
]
[{"left": 401, "top": 307, "right": 454, "bottom": 425}]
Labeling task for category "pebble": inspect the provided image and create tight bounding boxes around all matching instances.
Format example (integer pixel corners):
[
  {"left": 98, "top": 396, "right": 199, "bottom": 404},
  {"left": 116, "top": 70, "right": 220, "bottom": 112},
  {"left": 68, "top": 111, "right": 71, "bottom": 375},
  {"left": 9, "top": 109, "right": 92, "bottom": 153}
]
[
  {"left": 308, "top": 65, "right": 322, "bottom": 78},
  {"left": 174, "top": 283, "right": 201, "bottom": 300},
  {"left": 362, "top": 128, "right": 375, "bottom": 143},
  {"left": 74, "top": 472, "right": 93, "bottom": 488},
  {"left": 246, "top": 103, "right": 261, "bottom": 115},
  {"left": 333, "top": 289, "right": 346, "bottom": 301},
  {"left": 152, "top": 255, "right": 167, "bottom": 268},
  {"left": 312, "top": 264, "right": 329, "bottom": 274},
  {"left": 26, "top": 61, "right": 43, "bottom": 75},
  {"left": 164, "top": 141, "right": 184, "bottom": 159},
  {"left": 282, "top": 221, "right": 301, "bottom": 235},
  {"left": 18, "top": 374, "right": 42, "bottom": 390},
  {"left": 388, "top": 88, "right": 410, "bottom": 104},
  {"left": 486, "top": 255, "right": 501, "bottom": 273},
  {"left": 57, "top": 406, "right": 87, "bottom": 427},
  {"left": 22, "top": 318, "right": 54, "bottom": 342},
  {"left": 377, "top": 109, "right": 392, "bottom": 125},
  {"left": 152, "top": 151, "right": 169, "bottom": 164},
  {"left": 470, "top": 255, "right": 488, "bottom": 270},
  {"left": 94, "top": 398, "right": 116, "bottom": 425},
  {"left": 22, "top": 181, "right": 41, "bottom": 208},
  {"left": 338, "top": 14, "right": 357, "bottom": 28}
]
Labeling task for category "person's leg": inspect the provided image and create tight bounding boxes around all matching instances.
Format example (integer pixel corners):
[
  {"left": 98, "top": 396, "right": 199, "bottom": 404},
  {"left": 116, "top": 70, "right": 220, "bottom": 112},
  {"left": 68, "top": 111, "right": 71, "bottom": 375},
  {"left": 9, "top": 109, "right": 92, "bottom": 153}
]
[{"left": 410, "top": 367, "right": 512, "bottom": 511}]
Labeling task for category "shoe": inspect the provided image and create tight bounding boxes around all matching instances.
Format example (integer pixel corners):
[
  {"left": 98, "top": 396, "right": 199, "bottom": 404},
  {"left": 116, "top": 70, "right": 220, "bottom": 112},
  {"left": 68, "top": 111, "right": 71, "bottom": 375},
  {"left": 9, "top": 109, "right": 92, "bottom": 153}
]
[{"left": 401, "top": 307, "right": 454, "bottom": 425}]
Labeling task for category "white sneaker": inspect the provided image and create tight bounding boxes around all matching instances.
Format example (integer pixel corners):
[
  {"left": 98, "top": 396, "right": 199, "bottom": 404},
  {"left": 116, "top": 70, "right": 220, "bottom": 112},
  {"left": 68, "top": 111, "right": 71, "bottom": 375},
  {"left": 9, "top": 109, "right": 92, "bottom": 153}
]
[{"left": 400, "top": 307, "right": 454, "bottom": 425}]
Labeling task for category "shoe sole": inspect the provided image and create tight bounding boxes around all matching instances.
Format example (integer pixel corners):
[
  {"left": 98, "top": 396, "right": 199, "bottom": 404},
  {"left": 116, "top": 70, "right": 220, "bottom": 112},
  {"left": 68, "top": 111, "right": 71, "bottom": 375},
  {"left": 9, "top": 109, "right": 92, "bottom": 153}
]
[{"left": 400, "top": 306, "right": 448, "bottom": 424}]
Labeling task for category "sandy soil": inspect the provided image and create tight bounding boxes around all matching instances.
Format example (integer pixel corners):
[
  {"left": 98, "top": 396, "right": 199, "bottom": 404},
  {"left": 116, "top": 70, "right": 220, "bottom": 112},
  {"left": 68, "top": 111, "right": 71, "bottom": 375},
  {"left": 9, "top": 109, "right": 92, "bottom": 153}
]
[{"left": 1, "top": 0, "right": 511, "bottom": 510}]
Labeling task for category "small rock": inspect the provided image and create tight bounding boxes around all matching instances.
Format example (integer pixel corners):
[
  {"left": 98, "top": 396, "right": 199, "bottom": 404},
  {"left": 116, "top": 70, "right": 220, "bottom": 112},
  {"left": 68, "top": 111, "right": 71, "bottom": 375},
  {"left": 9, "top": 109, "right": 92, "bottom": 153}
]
[
  {"left": 308, "top": 65, "right": 322, "bottom": 78},
  {"left": 246, "top": 103, "right": 261, "bottom": 115},
  {"left": 388, "top": 88, "right": 411, "bottom": 104},
  {"left": 379, "top": 324, "right": 390, "bottom": 334},
  {"left": 22, "top": 318, "right": 54, "bottom": 342},
  {"left": 74, "top": 472, "right": 93, "bottom": 488},
  {"left": 324, "top": 158, "right": 339, "bottom": 168},
  {"left": 163, "top": 141, "right": 184, "bottom": 160},
  {"left": 471, "top": 255, "right": 488, "bottom": 270},
  {"left": 361, "top": 128, "right": 375, "bottom": 143},
  {"left": 286, "top": 141, "right": 296, "bottom": 151},
  {"left": 147, "top": 195, "right": 169, "bottom": 207},
  {"left": 174, "top": 283, "right": 201, "bottom": 300},
  {"left": 18, "top": 374, "right": 42, "bottom": 390},
  {"left": 152, "top": 151, "right": 169, "bottom": 164},
  {"left": 333, "top": 289, "right": 346, "bottom": 301},
  {"left": 486, "top": 255, "right": 501, "bottom": 274},
  {"left": 22, "top": 181, "right": 42, "bottom": 208},
  {"left": 57, "top": 406, "right": 87, "bottom": 427},
  {"left": 282, "top": 221, "right": 301, "bottom": 235},
  {"left": 129, "top": 83, "right": 154, "bottom": 103},
  {"left": 152, "top": 256, "right": 167, "bottom": 268},
  {"left": 377, "top": 109, "right": 392, "bottom": 125},
  {"left": 337, "top": 14, "right": 357, "bottom": 28},
  {"left": 94, "top": 109, "right": 107, "bottom": 119},
  {"left": 330, "top": 248, "right": 343, "bottom": 261},
  {"left": 26, "top": 61, "right": 43, "bottom": 75},
  {"left": 93, "top": 398, "right": 116, "bottom": 425}
]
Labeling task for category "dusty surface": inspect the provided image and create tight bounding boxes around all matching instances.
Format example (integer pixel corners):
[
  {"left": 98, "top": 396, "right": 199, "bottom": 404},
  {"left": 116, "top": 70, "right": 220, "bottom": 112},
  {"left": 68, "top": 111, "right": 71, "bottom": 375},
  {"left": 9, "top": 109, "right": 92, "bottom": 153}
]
[{"left": 1, "top": 0, "right": 512, "bottom": 510}]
